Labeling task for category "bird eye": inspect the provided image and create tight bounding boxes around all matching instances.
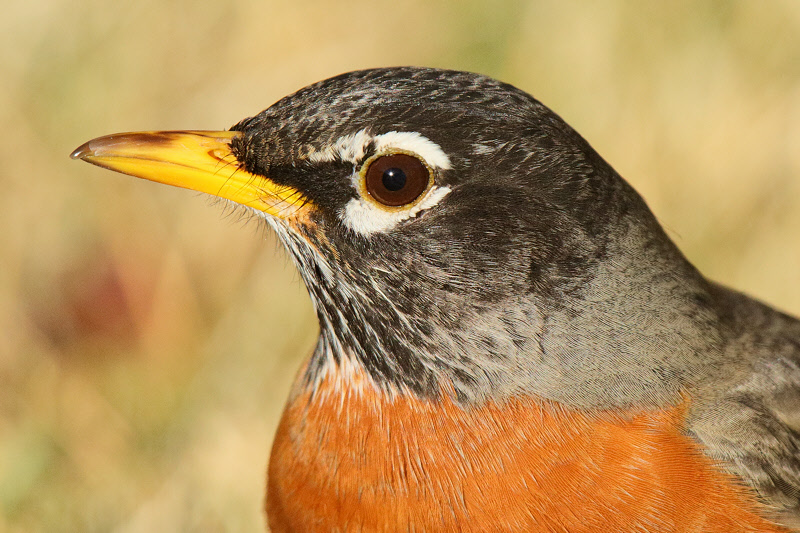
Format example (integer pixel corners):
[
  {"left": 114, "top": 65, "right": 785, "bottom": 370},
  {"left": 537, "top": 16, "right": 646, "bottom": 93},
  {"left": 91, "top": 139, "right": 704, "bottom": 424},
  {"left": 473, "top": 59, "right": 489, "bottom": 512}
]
[{"left": 363, "top": 153, "right": 431, "bottom": 207}]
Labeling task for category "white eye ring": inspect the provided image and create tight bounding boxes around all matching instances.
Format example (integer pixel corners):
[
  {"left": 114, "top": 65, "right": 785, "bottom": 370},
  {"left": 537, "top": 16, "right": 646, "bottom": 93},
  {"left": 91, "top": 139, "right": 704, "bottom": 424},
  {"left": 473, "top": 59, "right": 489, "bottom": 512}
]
[{"left": 371, "top": 131, "right": 451, "bottom": 171}]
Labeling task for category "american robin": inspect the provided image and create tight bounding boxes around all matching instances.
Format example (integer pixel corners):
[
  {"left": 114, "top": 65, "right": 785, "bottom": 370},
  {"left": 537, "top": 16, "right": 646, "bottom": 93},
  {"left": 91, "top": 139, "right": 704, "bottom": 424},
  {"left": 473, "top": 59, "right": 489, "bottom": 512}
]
[{"left": 72, "top": 67, "right": 800, "bottom": 532}]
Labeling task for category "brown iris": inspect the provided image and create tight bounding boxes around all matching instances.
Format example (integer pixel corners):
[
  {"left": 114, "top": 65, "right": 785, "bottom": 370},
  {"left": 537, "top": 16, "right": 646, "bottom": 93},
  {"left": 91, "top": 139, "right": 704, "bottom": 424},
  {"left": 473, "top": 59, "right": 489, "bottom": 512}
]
[{"left": 363, "top": 153, "right": 431, "bottom": 207}]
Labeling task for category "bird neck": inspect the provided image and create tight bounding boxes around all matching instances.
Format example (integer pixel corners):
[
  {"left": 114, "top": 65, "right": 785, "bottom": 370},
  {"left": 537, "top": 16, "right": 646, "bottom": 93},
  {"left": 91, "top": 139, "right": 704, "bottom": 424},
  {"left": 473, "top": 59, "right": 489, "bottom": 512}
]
[{"left": 277, "top": 198, "right": 732, "bottom": 410}]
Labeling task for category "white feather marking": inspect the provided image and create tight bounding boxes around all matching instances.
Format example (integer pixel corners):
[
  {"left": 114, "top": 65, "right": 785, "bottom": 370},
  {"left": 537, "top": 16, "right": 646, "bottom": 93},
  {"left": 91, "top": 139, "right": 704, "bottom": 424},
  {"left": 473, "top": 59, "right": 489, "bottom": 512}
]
[
  {"left": 341, "top": 185, "right": 452, "bottom": 235},
  {"left": 373, "top": 131, "right": 451, "bottom": 170},
  {"left": 306, "top": 130, "right": 451, "bottom": 170},
  {"left": 473, "top": 143, "right": 494, "bottom": 155},
  {"left": 307, "top": 128, "right": 372, "bottom": 164}
]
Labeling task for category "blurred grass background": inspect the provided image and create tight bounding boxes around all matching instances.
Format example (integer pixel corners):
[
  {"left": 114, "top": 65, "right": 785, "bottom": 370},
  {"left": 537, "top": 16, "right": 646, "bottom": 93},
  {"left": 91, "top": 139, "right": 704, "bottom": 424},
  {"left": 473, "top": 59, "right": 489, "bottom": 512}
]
[{"left": 1, "top": 0, "right": 799, "bottom": 531}]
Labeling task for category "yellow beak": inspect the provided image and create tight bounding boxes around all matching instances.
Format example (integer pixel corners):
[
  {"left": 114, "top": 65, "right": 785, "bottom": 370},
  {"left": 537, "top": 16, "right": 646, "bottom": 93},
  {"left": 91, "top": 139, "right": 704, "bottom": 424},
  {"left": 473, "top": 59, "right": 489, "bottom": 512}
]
[{"left": 71, "top": 130, "right": 308, "bottom": 218}]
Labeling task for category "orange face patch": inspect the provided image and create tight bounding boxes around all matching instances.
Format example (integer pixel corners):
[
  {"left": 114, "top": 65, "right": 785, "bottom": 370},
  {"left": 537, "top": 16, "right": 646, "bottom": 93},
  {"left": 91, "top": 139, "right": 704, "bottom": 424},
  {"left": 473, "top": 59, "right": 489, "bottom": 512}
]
[{"left": 267, "top": 363, "right": 786, "bottom": 533}]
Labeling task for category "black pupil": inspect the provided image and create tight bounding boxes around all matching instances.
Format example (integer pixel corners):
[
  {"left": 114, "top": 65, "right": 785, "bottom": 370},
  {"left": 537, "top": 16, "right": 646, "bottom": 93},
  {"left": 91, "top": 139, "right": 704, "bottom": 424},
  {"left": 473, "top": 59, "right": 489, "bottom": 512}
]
[{"left": 381, "top": 168, "right": 407, "bottom": 191}]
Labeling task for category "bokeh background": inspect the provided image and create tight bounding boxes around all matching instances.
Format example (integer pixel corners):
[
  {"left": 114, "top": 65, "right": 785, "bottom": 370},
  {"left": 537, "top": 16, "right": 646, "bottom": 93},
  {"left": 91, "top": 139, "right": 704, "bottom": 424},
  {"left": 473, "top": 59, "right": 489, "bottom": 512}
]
[{"left": 2, "top": 1, "right": 799, "bottom": 531}]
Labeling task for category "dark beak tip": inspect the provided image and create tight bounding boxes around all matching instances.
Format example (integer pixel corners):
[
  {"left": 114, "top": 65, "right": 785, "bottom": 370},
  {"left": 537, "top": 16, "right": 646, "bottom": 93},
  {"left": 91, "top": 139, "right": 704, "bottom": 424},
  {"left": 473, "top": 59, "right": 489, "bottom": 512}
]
[{"left": 70, "top": 142, "right": 93, "bottom": 160}]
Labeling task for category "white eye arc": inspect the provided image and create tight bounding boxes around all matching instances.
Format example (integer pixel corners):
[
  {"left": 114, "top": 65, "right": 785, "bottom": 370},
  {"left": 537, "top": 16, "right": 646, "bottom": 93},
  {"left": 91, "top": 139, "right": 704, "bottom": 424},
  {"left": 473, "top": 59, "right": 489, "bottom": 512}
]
[
  {"left": 371, "top": 131, "right": 451, "bottom": 171},
  {"left": 342, "top": 183, "right": 452, "bottom": 236}
]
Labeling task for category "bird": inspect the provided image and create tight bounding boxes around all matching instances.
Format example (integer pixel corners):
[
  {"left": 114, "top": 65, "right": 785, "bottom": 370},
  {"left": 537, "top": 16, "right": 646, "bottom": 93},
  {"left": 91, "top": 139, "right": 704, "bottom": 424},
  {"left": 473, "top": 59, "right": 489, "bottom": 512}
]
[{"left": 72, "top": 67, "right": 800, "bottom": 532}]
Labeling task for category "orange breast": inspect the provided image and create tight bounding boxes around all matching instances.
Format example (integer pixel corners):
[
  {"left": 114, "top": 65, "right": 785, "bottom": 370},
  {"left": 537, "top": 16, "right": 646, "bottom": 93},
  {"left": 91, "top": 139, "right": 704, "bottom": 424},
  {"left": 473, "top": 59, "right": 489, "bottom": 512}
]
[{"left": 267, "top": 364, "right": 785, "bottom": 532}]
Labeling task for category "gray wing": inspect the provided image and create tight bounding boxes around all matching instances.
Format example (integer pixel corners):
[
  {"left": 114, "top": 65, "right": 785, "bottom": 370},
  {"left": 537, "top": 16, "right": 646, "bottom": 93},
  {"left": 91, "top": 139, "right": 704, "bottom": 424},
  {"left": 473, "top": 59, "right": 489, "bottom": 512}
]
[{"left": 688, "top": 283, "right": 800, "bottom": 529}]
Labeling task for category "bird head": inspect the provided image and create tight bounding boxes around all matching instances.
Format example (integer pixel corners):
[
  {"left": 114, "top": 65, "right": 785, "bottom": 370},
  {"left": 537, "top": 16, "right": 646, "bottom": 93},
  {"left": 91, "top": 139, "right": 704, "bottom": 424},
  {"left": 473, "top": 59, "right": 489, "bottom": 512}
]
[{"left": 73, "top": 67, "right": 722, "bottom": 407}]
